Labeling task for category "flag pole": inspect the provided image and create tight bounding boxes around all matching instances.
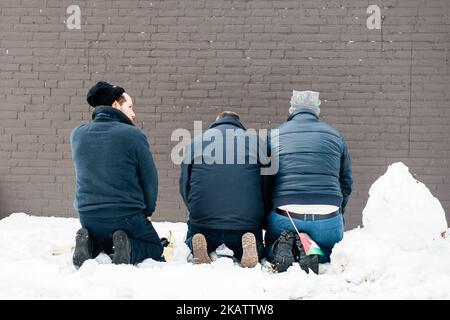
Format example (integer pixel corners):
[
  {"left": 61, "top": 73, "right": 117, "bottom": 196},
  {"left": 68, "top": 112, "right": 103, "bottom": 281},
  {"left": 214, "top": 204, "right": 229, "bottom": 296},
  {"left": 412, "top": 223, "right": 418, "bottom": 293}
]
[
  {"left": 285, "top": 210, "right": 303, "bottom": 239},
  {"left": 285, "top": 210, "right": 324, "bottom": 256}
]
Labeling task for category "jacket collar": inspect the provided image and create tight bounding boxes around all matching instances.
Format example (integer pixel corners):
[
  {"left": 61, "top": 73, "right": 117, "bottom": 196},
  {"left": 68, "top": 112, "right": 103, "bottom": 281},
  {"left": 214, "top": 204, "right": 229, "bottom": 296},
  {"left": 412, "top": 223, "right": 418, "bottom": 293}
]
[
  {"left": 92, "top": 106, "right": 134, "bottom": 126},
  {"left": 287, "top": 107, "right": 319, "bottom": 121},
  {"left": 208, "top": 116, "right": 247, "bottom": 130}
]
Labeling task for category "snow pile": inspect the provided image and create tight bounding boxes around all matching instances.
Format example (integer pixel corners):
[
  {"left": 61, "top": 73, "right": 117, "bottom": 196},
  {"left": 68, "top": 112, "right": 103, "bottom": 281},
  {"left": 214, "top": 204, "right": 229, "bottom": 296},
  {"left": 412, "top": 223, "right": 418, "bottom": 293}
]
[
  {"left": 330, "top": 162, "right": 449, "bottom": 298},
  {"left": 362, "top": 162, "right": 447, "bottom": 248},
  {"left": 0, "top": 162, "right": 449, "bottom": 299}
]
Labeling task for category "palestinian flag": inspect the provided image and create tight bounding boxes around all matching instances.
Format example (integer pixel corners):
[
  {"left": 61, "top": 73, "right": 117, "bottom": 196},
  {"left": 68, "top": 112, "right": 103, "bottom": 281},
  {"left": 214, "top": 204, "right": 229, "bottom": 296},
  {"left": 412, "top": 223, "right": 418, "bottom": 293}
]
[{"left": 299, "top": 232, "right": 324, "bottom": 256}]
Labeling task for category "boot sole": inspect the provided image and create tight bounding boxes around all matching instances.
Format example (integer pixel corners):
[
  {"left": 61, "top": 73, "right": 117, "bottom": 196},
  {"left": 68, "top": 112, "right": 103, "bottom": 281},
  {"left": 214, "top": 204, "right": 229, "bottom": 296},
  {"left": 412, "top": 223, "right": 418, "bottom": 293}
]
[
  {"left": 273, "top": 232, "right": 296, "bottom": 273},
  {"left": 274, "top": 255, "right": 296, "bottom": 273},
  {"left": 192, "top": 234, "right": 211, "bottom": 264},
  {"left": 240, "top": 232, "right": 258, "bottom": 268},
  {"left": 73, "top": 228, "right": 91, "bottom": 268},
  {"left": 300, "top": 254, "right": 319, "bottom": 274},
  {"left": 112, "top": 231, "right": 131, "bottom": 265}
]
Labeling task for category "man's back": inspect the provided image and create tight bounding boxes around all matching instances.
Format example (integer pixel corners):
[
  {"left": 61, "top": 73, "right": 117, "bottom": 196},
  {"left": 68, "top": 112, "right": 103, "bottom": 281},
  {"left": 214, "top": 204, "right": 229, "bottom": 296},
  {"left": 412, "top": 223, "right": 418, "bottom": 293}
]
[
  {"left": 180, "top": 117, "right": 265, "bottom": 230},
  {"left": 271, "top": 108, "right": 352, "bottom": 211},
  {"left": 71, "top": 107, "right": 156, "bottom": 217}
]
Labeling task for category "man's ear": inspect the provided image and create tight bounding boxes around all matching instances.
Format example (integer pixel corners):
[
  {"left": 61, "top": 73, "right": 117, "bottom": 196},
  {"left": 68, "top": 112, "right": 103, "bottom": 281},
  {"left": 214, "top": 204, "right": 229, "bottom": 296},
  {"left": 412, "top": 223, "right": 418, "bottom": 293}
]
[{"left": 111, "top": 100, "right": 120, "bottom": 109}]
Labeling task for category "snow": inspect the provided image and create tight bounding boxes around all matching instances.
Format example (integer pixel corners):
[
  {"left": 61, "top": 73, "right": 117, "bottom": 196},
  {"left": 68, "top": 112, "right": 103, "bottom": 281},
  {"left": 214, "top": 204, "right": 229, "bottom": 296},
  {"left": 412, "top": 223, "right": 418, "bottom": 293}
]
[
  {"left": 0, "top": 162, "right": 449, "bottom": 299},
  {"left": 362, "top": 162, "right": 447, "bottom": 248}
]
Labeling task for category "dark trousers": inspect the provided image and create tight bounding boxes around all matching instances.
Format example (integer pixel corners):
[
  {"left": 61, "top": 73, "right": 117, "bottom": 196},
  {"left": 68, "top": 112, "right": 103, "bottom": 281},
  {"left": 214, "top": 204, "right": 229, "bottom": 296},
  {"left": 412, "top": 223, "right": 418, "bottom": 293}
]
[
  {"left": 79, "top": 213, "right": 163, "bottom": 264},
  {"left": 185, "top": 222, "right": 264, "bottom": 260}
]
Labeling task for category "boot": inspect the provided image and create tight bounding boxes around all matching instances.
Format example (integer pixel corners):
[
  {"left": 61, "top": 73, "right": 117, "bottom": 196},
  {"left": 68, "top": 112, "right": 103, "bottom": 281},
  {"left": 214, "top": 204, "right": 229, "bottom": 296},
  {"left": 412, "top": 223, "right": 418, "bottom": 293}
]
[
  {"left": 73, "top": 228, "right": 93, "bottom": 269},
  {"left": 272, "top": 230, "right": 296, "bottom": 273},
  {"left": 240, "top": 232, "right": 258, "bottom": 268},
  {"left": 192, "top": 233, "right": 211, "bottom": 264},
  {"left": 112, "top": 230, "right": 131, "bottom": 265},
  {"left": 293, "top": 233, "right": 319, "bottom": 274}
]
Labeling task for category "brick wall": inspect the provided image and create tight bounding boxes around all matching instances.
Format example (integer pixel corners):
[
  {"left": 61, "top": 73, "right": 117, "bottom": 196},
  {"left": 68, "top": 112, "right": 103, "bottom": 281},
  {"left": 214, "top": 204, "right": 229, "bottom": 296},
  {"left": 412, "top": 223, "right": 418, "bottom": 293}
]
[{"left": 0, "top": 0, "right": 449, "bottom": 229}]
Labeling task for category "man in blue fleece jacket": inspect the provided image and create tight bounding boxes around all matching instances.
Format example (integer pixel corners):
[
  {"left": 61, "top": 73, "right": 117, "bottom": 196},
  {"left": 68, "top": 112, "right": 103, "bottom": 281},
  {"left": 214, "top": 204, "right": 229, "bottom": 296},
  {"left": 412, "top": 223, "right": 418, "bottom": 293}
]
[{"left": 71, "top": 81, "right": 163, "bottom": 268}]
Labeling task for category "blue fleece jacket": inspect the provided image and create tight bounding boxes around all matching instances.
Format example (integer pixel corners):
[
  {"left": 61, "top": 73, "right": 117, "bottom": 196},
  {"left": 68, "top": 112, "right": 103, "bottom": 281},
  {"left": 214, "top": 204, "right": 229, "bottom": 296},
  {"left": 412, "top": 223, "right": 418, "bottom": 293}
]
[{"left": 71, "top": 106, "right": 158, "bottom": 218}]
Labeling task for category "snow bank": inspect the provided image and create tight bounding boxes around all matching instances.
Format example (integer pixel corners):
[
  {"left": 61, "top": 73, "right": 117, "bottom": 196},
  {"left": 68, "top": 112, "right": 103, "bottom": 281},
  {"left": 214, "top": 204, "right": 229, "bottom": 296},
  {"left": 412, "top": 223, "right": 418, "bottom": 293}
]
[
  {"left": 330, "top": 162, "right": 449, "bottom": 298},
  {"left": 362, "top": 162, "right": 447, "bottom": 248},
  {"left": 0, "top": 163, "right": 449, "bottom": 299}
]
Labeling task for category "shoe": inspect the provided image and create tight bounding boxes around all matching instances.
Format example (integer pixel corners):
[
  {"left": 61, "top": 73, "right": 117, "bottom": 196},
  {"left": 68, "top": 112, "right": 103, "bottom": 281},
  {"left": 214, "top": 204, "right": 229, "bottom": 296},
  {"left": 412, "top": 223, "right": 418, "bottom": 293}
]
[
  {"left": 112, "top": 230, "right": 131, "bottom": 265},
  {"left": 293, "top": 233, "right": 319, "bottom": 274},
  {"left": 272, "top": 230, "right": 296, "bottom": 273},
  {"left": 73, "top": 228, "right": 92, "bottom": 268},
  {"left": 240, "top": 232, "right": 258, "bottom": 268},
  {"left": 192, "top": 233, "right": 211, "bottom": 264}
]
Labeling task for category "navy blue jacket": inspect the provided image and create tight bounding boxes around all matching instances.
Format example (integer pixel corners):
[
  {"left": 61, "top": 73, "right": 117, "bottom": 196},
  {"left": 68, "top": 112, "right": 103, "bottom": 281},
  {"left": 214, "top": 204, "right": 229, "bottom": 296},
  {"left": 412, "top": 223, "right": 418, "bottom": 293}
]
[
  {"left": 269, "top": 108, "right": 353, "bottom": 214},
  {"left": 179, "top": 117, "right": 269, "bottom": 230},
  {"left": 71, "top": 106, "right": 158, "bottom": 218}
]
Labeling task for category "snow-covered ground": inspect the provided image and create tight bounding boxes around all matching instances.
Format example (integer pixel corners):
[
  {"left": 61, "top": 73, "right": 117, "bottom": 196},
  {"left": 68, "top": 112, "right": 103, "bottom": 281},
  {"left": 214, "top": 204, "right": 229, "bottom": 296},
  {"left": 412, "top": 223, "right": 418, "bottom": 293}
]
[{"left": 0, "top": 162, "right": 449, "bottom": 299}]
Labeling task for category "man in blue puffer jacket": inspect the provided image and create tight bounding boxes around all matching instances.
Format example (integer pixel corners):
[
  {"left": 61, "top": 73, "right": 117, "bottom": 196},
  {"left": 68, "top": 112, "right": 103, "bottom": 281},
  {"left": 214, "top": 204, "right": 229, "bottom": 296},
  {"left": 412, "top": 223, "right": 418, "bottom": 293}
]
[{"left": 265, "top": 90, "right": 352, "bottom": 273}]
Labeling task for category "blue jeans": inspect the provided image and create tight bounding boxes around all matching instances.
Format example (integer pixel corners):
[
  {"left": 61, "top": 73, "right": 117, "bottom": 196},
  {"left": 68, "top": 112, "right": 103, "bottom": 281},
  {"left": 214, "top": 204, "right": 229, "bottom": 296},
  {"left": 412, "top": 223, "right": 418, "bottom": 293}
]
[
  {"left": 80, "top": 213, "right": 163, "bottom": 264},
  {"left": 185, "top": 222, "right": 264, "bottom": 260},
  {"left": 265, "top": 210, "right": 344, "bottom": 263}
]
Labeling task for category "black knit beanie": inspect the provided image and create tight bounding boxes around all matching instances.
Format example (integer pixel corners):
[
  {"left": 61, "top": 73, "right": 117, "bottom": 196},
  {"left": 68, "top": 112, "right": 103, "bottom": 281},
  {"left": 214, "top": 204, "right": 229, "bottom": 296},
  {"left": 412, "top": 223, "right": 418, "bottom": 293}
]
[{"left": 86, "top": 81, "right": 125, "bottom": 107}]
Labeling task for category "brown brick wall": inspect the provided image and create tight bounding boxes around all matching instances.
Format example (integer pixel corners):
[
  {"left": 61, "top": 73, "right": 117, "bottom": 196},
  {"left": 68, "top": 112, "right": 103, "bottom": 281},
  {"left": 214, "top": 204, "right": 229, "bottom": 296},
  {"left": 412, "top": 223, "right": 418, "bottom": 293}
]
[{"left": 0, "top": 0, "right": 449, "bottom": 229}]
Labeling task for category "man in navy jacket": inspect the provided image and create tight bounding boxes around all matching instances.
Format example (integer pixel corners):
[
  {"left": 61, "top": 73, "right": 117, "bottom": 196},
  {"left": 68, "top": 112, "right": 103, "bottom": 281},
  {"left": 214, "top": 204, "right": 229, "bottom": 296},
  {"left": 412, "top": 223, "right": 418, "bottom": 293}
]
[
  {"left": 179, "top": 112, "right": 269, "bottom": 268},
  {"left": 71, "top": 81, "right": 163, "bottom": 268},
  {"left": 266, "top": 90, "right": 353, "bottom": 273}
]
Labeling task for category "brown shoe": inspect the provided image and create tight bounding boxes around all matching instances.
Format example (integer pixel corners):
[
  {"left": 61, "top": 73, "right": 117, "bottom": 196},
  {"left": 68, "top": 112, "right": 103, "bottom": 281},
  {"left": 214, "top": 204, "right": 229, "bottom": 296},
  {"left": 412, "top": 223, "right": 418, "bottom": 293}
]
[
  {"left": 192, "top": 233, "right": 211, "bottom": 264},
  {"left": 240, "top": 232, "right": 258, "bottom": 268}
]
